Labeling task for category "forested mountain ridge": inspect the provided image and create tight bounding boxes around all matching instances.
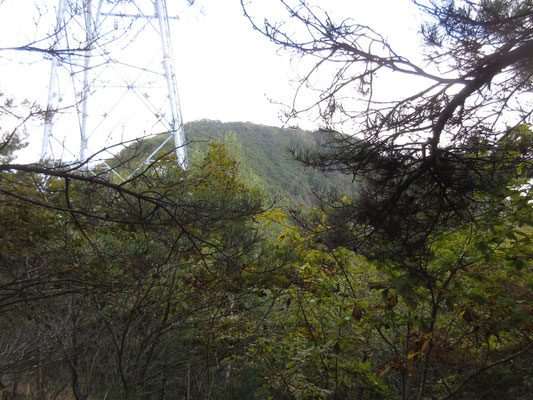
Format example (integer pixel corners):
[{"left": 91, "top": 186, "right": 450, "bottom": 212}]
[
  {"left": 118, "top": 119, "right": 354, "bottom": 206},
  {"left": 1, "top": 0, "right": 533, "bottom": 398}
]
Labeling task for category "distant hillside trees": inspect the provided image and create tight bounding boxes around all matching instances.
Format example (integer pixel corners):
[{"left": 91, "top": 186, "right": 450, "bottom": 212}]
[{"left": 112, "top": 120, "right": 356, "bottom": 207}]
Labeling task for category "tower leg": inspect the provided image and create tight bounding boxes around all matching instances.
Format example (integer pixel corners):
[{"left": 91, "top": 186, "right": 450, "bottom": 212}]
[
  {"left": 42, "top": 0, "right": 67, "bottom": 162},
  {"left": 80, "top": 0, "right": 97, "bottom": 162},
  {"left": 155, "top": 0, "right": 187, "bottom": 169}
]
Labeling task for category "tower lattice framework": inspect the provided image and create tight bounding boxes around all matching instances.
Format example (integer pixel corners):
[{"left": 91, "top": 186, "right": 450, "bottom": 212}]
[{"left": 41, "top": 0, "right": 188, "bottom": 172}]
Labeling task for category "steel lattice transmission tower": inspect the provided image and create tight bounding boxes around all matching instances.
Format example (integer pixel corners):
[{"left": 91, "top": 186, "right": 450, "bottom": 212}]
[{"left": 41, "top": 0, "right": 188, "bottom": 171}]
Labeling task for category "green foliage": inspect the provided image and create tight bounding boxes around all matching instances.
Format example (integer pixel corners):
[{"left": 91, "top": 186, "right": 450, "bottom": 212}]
[
  {"left": 113, "top": 120, "right": 355, "bottom": 207},
  {"left": 2, "top": 0, "right": 532, "bottom": 397},
  {"left": 244, "top": 209, "right": 391, "bottom": 399},
  {"left": 244, "top": 173, "right": 533, "bottom": 399},
  {"left": 0, "top": 143, "right": 271, "bottom": 399},
  {"left": 1, "top": 129, "right": 532, "bottom": 399}
]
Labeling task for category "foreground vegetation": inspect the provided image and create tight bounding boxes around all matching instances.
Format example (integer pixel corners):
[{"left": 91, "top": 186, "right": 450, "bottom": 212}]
[
  {"left": 1, "top": 127, "right": 532, "bottom": 399},
  {"left": 1, "top": 0, "right": 532, "bottom": 398}
]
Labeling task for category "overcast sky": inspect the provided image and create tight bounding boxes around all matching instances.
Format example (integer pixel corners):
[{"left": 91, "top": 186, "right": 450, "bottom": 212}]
[
  {"left": 1, "top": 0, "right": 421, "bottom": 122},
  {"left": 0, "top": 0, "right": 422, "bottom": 161},
  {"left": 173, "top": 0, "right": 421, "bottom": 127}
]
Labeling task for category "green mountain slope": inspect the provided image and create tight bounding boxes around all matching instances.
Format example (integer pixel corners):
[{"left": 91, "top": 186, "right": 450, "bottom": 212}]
[{"left": 118, "top": 120, "right": 354, "bottom": 206}]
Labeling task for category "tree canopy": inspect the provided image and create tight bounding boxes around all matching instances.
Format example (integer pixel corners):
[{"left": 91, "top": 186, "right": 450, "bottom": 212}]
[
  {"left": 237, "top": 1, "right": 533, "bottom": 398},
  {"left": 0, "top": 1, "right": 532, "bottom": 399},
  {"left": 241, "top": 0, "right": 533, "bottom": 258}
]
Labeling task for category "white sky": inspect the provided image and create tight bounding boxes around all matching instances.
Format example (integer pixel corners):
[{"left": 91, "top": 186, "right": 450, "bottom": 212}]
[
  {"left": 0, "top": 0, "right": 422, "bottom": 161},
  {"left": 173, "top": 0, "right": 421, "bottom": 127}
]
